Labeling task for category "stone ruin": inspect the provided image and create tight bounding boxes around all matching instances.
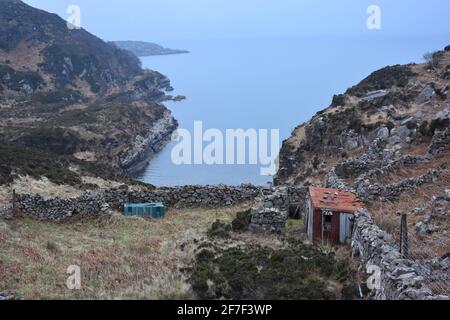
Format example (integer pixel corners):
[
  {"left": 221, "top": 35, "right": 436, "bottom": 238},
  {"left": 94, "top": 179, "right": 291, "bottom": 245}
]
[
  {"left": 248, "top": 186, "right": 308, "bottom": 234},
  {"left": 249, "top": 207, "right": 287, "bottom": 234}
]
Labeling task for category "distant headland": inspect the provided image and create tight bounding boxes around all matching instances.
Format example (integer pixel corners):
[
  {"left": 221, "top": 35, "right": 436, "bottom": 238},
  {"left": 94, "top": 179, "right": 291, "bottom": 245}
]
[{"left": 112, "top": 41, "right": 189, "bottom": 57}]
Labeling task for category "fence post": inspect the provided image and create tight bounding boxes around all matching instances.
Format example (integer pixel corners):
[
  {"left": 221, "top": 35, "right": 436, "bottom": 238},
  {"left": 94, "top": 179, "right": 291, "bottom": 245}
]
[
  {"left": 12, "top": 189, "right": 16, "bottom": 217},
  {"left": 400, "top": 213, "right": 409, "bottom": 259}
]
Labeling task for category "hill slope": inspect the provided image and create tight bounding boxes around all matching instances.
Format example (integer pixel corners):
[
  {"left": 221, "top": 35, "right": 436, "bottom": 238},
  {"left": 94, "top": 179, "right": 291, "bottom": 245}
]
[
  {"left": 275, "top": 46, "right": 450, "bottom": 294},
  {"left": 0, "top": 0, "right": 178, "bottom": 183},
  {"left": 276, "top": 46, "right": 450, "bottom": 187}
]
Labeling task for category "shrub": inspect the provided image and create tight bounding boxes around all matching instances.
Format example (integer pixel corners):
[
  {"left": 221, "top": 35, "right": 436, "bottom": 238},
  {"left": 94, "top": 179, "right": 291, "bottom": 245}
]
[
  {"left": 418, "top": 121, "right": 429, "bottom": 137},
  {"left": 424, "top": 51, "right": 444, "bottom": 70},
  {"left": 207, "top": 220, "right": 231, "bottom": 239},
  {"left": 331, "top": 94, "right": 346, "bottom": 107},
  {"left": 232, "top": 210, "right": 251, "bottom": 232},
  {"left": 346, "top": 65, "right": 417, "bottom": 97},
  {"left": 189, "top": 236, "right": 358, "bottom": 300}
]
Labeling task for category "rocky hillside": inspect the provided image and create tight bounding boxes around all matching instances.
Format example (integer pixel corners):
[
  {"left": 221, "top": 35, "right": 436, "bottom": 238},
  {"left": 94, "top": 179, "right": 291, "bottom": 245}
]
[
  {"left": 0, "top": 0, "right": 178, "bottom": 184},
  {"left": 276, "top": 45, "right": 450, "bottom": 186},
  {"left": 276, "top": 45, "right": 450, "bottom": 295}
]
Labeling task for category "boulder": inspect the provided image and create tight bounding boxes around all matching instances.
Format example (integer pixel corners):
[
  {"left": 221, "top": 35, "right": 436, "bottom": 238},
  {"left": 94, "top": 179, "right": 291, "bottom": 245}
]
[
  {"left": 344, "top": 138, "right": 359, "bottom": 151},
  {"left": 444, "top": 189, "right": 450, "bottom": 201},
  {"left": 392, "top": 126, "right": 411, "bottom": 138},
  {"left": 361, "top": 89, "right": 389, "bottom": 102},
  {"left": 377, "top": 127, "right": 390, "bottom": 139},
  {"left": 416, "top": 84, "right": 436, "bottom": 104}
]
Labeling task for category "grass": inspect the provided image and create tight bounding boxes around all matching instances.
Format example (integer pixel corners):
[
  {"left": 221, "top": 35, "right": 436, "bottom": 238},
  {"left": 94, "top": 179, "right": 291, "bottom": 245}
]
[{"left": 0, "top": 206, "right": 248, "bottom": 299}]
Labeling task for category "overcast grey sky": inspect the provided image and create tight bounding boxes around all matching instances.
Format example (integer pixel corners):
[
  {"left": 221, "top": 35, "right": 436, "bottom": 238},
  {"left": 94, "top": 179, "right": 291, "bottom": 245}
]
[{"left": 24, "top": 0, "right": 450, "bottom": 42}]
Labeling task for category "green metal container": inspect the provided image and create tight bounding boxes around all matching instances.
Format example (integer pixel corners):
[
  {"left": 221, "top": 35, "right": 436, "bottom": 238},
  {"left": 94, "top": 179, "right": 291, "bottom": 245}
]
[{"left": 123, "top": 203, "right": 166, "bottom": 219}]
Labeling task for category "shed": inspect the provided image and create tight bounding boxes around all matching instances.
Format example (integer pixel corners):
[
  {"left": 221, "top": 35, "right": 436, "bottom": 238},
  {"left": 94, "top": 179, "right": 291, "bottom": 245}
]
[
  {"left": 123, "top": 202, "right": 166, "bottom": 219},
  {"left": 305, "top": 187, "right": 364, "bottom": 244}
]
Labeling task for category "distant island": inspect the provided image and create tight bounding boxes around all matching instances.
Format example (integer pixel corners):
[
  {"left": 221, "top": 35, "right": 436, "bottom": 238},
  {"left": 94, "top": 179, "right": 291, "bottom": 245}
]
[{"left": 113, "top": 41, "right": 189, "bottom": 57}]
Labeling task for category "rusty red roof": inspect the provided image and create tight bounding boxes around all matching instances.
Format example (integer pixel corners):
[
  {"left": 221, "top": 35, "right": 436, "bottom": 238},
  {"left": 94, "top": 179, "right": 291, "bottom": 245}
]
[{"left": 308, "top": 186, "right": 365, "bottom": 213}]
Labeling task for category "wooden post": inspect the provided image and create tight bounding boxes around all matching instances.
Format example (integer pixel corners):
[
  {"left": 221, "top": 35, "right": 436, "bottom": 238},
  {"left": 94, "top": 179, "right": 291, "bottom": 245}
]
[{"left": 400, "top": 213, "right": 409, "bottom": 259}]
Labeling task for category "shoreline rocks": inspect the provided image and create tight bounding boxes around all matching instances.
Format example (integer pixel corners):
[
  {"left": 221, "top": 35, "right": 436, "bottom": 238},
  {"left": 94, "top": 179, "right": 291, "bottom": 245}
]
[{"left": 119, "top": 110, "right": 178, "bottom": 173}]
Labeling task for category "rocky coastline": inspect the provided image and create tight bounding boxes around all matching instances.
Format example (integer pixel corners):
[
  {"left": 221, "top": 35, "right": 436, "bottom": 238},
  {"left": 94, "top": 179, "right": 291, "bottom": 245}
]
[{"left": 119, "top": 110, "right": 178, "bottom": 174}]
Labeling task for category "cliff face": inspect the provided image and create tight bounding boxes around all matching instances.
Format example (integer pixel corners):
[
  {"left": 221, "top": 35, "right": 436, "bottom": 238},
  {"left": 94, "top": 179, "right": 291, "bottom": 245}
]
[{"left": 0, "top": 0, "right": 178, "bottom": 180}]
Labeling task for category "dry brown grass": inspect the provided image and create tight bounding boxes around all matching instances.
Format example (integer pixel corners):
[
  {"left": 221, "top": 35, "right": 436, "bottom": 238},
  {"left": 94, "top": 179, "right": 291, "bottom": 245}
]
[
  {"left": 0, "top": 205, "right": 251, "bottom": 299},
  {"left": 11, "top": 175, "right": 82, "bottom": 199},
  {"left": 368, "top": 170, "right": 450, "bottom": 258},
  {"left": 378, "top": 150, "right": 449, "bottom": 186}
]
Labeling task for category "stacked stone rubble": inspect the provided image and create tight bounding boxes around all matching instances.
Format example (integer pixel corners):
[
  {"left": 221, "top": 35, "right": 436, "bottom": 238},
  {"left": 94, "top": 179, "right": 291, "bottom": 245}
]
[{"left": 249, "top": 207, "right": 287, "bottom": 234}]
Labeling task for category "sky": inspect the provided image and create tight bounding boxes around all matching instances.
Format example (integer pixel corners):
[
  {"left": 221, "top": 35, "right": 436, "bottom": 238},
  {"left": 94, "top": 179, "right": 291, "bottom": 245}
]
[{"left": 23, "top": 0, "right": 450, "bottom": 43}]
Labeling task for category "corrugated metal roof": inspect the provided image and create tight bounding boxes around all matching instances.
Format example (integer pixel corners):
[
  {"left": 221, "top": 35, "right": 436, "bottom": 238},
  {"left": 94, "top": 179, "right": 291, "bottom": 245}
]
[{"left": 308, "top": 186, "right": 364, "bottom": 213}]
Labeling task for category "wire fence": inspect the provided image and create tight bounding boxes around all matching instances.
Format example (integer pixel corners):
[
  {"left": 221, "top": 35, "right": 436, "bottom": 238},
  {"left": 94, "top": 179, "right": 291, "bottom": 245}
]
[{"left": 398, "top": 214, "right": 449, "bottom": 296}]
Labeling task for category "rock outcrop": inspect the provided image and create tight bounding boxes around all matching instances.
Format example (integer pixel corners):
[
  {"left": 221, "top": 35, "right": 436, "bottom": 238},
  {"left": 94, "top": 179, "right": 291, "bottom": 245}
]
[{"left": 276, "top": 46, "right": 450, "bottom": 187}]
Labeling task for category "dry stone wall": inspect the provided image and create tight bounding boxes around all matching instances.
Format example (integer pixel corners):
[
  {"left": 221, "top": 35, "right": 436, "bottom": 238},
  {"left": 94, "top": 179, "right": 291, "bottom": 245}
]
[
  {"left": 17, "top": 184, "right": 263, "bottom": 221},
  {"left": 248, "top": 186, "right": 307, "bottom": 233},
  {"left": 351, "top": 209, "right": 447, "bottom": 300},
  {"left": 249, "top": 208, "right": 287, "bottom": 233}
]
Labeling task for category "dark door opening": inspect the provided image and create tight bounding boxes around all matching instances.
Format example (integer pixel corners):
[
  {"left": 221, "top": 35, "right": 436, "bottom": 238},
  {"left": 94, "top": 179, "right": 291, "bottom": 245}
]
[
  {"left": 323, "top": 212, "right": 333, "bottom": 242},
  {"left": 288, "top": 203, "right": 302, "bottom": 220}
]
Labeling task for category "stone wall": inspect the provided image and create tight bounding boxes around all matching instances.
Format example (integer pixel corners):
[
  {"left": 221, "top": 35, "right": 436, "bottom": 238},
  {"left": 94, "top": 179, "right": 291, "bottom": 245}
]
[
  {"left": 257, "top": 186, "right": 308, "bottom": 210},
  {"left": 428, "top": 127, "right": 450, "bottom": 155},
  {"left": 355, "top": 168, "right": 442, "bottom": 202},
  {"left": 327, "top": 150, "right": 447, "bottom": 300},
  {"left": 17, "top": 184, "right": 263, "bottom": 221},
  {"left": 351, "top": 209, "right": 447, "bottom": 300},
  {"left": 248, "top": 186, "right": 307, "bottom": 234},
  {"left": 249, "top": 207, "right": 287, "bottom": 234}
]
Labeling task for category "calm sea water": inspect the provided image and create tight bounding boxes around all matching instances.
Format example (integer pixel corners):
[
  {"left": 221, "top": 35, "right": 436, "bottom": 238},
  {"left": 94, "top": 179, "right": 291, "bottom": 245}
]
[{"left": 138, "top": 36, "right": 450, "bottom": 186}]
